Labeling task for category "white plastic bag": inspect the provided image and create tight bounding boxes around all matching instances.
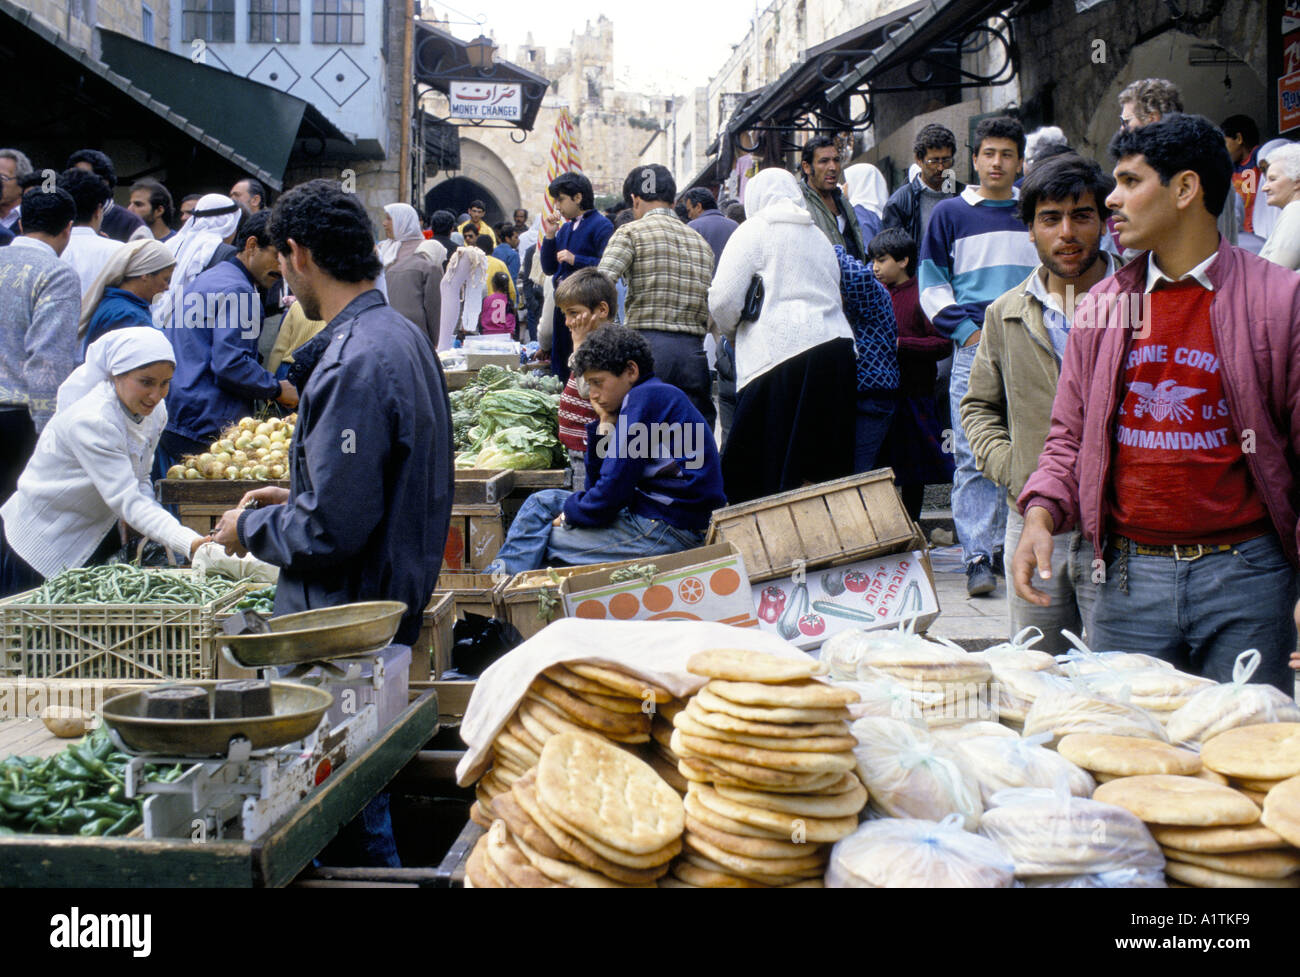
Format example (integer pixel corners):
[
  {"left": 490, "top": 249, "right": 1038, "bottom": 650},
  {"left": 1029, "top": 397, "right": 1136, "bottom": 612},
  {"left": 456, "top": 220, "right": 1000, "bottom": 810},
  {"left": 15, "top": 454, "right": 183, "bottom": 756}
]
[
  {"left": 850, "top": 717, "right": 983, "bottom": 829},
  {"left": 929, "top": 721, "right": 1020, "bottom": 744},
  {"left": 991, "top": 667, "right": 1075, "bottom": 724},
  {"left": 970, "top": 627, "right": 1061, "bottom": 673},
  {"left": 1023, "top": 868, "right": 1167, "bottom": 888},
  {"left": 832, "top": 676, "right": 938, "bottom": 725},
  {"left": 1165, "top": 649, "right": 1300, "bottom": 750},
  {"left": 1022, "top": 681, "right": 1169, "bottom": 743},
  {"left": 190, "top": 542, "right": 279, "bottom": 585},
  {"left": 1055, "top": 629, "right": 1175, "bottom": 677},
  {"left": 827, "top": 814, "right": 1016, "bottom": 888},
  {"left": 980, "top": 784, "right": 1165, "bottom": 878},
  {"left": 951, "top": 732, "right": 1095, "bottom": 804},
  {"left": 1078, "top": 665, "right": 1216, "bottom": 716}
]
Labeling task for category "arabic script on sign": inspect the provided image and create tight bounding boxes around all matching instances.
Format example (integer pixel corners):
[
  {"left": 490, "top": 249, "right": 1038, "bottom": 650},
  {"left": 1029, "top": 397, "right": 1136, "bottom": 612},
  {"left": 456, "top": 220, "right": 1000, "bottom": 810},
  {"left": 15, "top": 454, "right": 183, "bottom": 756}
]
[{"left": 450, "top": 81, "right": 522, "bottom": 120}]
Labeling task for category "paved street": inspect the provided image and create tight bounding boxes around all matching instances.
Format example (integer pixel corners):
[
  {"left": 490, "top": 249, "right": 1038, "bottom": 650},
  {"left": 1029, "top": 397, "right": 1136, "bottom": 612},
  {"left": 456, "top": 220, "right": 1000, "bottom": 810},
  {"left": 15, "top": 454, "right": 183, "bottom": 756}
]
[{"left": 925, "top": 544, "right": 1011, "bottom": 650}]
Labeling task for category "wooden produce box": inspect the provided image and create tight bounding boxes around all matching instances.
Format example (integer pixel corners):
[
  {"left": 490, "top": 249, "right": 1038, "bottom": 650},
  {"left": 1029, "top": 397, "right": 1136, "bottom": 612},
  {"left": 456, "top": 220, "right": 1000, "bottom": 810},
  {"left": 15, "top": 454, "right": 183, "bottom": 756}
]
[
  {"left": 452, "top": 469, "right": 515, "bottom": 505},
  {"left": 456, "top": 468, "right": 572, "bottom": 492},
  {"left": 445, "top": 369, "right": 475, "bottom": 391},
  {"left": 442, "top": 504, "right": 505, "bottom": 571},
  {"left": 0, "top": 574, "right": 248, "bottom": 681},
  {"left": 706, "top": 469, "right": 916, "bottom": 582},
  {"left": 498, "top": 561, "right": 633, "bottom": 643},
  {"left": 435, "top": 571, "right": 504, "bottom": 622},
  {"left": 157, "top": 478, "right": 290, "bottom": 535},
  {"left": 412, "top": 592, "right": 456, "bottom": 681}
]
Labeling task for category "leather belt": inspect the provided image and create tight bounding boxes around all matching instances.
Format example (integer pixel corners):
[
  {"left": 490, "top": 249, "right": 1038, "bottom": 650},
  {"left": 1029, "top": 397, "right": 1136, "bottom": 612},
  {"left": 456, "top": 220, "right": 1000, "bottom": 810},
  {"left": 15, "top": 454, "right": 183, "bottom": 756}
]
[{"left": 1110, "top": 535, "right": 1239, "bottom": 562}]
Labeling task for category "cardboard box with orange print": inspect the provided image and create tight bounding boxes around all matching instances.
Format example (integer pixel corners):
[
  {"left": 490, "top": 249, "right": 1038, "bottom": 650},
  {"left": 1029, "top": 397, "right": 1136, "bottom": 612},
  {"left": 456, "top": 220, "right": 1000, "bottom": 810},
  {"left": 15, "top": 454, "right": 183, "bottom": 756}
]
[{"left": 558, "top": 542, "right": 759, "bottom": 628}]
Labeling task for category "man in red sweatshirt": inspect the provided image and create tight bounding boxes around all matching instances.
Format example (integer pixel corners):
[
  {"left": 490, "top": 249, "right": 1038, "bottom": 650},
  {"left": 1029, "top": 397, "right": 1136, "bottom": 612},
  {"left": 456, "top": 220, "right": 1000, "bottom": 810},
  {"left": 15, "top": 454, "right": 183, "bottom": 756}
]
[{"left": 1014, "top": 114, "right": 1300, "bottom": 692}]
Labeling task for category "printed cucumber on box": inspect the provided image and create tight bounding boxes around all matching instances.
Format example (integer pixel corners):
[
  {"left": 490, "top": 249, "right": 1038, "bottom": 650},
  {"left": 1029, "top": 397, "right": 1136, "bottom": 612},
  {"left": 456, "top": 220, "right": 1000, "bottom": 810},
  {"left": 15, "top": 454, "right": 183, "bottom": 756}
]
[
  {"left": 751, "top": 550, "right": 939, "bottom": 649},
  {"left": 559, "top": 543, "right": 759, "bottom": 628}
]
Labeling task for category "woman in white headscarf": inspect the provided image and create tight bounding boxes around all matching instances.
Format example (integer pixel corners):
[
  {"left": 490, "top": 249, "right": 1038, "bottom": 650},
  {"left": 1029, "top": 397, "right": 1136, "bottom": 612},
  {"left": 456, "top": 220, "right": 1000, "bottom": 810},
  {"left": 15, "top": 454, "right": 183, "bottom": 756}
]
[
  {"left": 843, "top": 162, "right": 889, "bottom": 245},
  {"left": 381, "top": 203, "right": 445, "bottom": 348},
  {"left": 378, "top": 203, "right": 426, "bottom": 266},
  {"left": 78, "top": 239, "right": 175, "bottom": 362},
  {"left": 0, "top": 328, "right": 207, "bottom": 596},
  {"left": 154, "top": 193, "right": 243, "bottom": 326},
  {"left": 707, "top": 167, "right": 857, "bottom": 503}
]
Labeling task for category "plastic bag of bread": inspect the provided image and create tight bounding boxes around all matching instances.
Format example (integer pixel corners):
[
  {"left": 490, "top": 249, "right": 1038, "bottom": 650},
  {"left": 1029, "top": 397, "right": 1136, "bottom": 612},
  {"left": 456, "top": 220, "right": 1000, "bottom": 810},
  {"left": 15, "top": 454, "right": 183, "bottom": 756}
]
[
  {"left": 930, "top": 721, "right": 1020, "bottom": 744},
  {"left": 992, "top": 668, "right": 1074, "bottom": 724},
  {"left": 1078, "top": 666, "right": 1216, "bottom": 717},
  {"left": 1054, "top": 630, "right": 1175, "bottom": 677},
  {"left": 1165, "top": 649, "right": 1300, "bottom": 750},
  {"left": 980, "top": 784, "right": 1165, "bottom": 878},
  {"left": 821, "top": 622, "right": 951, "bottom": 681},
  {"left": 854, "top": 626, "right": 993, "bottom": 689},
  {"left": 951, "top": 732, "right": 1095, "bottom": 804},
  {"left": 833, "top": 676, "right": 939, "bottom": 725},
  {"left": 1022, "top": 868, "right": 1167, "bottom": 888},
  {"left": 969, "top": 627, "right": 1061, "bottom": 674},
  {"left": 1022, "top": 681, "right": 1169, "bottom": 744},
  {"left": 827, "top": 814, "right": 1016, "bottom": 888},
  {"left": 851, "top": 717, "right": 983, "bottom": 829}
]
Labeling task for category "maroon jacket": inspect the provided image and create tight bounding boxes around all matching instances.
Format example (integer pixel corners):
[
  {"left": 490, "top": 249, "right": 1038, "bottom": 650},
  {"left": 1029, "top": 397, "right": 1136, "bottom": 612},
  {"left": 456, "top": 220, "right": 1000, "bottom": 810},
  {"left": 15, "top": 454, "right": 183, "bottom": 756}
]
[
  {"left": 1018, "top": 238, "right": 1300, "bottom": 567},
  {"left": 889, "top": 275, "right": 950, "bottom": 396}
]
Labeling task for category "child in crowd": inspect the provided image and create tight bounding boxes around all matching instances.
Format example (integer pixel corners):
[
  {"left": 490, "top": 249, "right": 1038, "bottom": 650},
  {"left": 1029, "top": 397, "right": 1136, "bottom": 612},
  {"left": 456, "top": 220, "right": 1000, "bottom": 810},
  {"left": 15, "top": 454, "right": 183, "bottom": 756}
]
[
  {"left": 868, "top": 227, "right": 954, "bottom": 521},
  {"left": 479, "top": 271, "right": 517, "bottom": 335},
  {"left": 554, "top": 268, "right": 615, "bottom": 491},
  {"left": 485, "top": 325, "right": 725, "bottom": 575}
]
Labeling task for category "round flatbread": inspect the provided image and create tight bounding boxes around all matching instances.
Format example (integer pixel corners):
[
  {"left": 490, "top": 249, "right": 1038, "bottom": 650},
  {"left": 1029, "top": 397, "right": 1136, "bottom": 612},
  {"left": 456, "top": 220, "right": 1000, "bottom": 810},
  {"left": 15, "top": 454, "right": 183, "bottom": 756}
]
[
  {"left": 681, "top": 849, "right": 820, "bottom": 886},
  {"left": 1261, "top": 774, "right": 1300, "bottom": 848},
  {"left": 1164, "top": 859, "right": 1300, "bottom": 889},
  {"left": 1093, "top": 774, "right": 1261, "bottom": 827},
  {"left": 1201, "top": 722, "right": 1300, "bottom": 781},
  {"left": 648, "top": 748, "right": 689, "bottom": 794},
  {"left": 565, "top": 662, "right": 673, "bottom": 702},
  {"left": 486, "top": 827, "right": 567, "bottom": 888},
  {"left": 673, "top": 708, "right": 856, "bottom": 752},
  {"left": 694, "top": 686, "right": 851, "bottom": 724},
  {"left": 687, "top": 648, "right": 828, "bottom": 683},
  {"left": 465, "top": 835, "right": 498, "bottom": 888},
  {"left": 543, "top": 664, "right": 625, "bottom": 697},
  {"left": 513, "top": 835, "right": 635, "bottom": 888},
  {"left": 685, "top": 816, "right": 825, "bottom": 858},
  {"left": 1159, "top": 847, "right": 1300, "bottom": 880},
  {"left": 676, "top": 755, "right": 844, "bottom": 793},
  {"left": 691, "top": 783, "right": 859, "bottom": 843},
  {"left": 1232, "top": 776, "right": 1284, "bottom": 794},
  {"left": 686, "top": 700, "right": 850, "bottom": 738},
  {"left": 706, "top": 678, "right": 859, "bottom": 710},
  {"left": 684, "top": 788, "right": 792, "bottom": 839},
  {"left": 1058, "top": 733, "right": 1202, "bottom": 777},
  {"left": 681, "top": 831, "right": 828, "bottom": 879},
  {"left": 536, "top": 731, "right": 683, "bottom": 855},
  {"left": 529, "top": 677, "right": 652, "bottom": 737},
  {"left": 713, "top": 776, "right": 868, "bottom": 818},
  {"left": 468, "top": 800, "right": 493, "bottom": 830},
  {"left": 1193, "top": 768, "right": 1230, "bottom": 786},
  {"left": 672, "top": 860, "right": 771, "bottom": 888},
  {"left": 672, "top": 728, "right": 856, "bottom": 775},
  {"left": 1150, "top": 821, "right": 1288, "bottom": 854}
]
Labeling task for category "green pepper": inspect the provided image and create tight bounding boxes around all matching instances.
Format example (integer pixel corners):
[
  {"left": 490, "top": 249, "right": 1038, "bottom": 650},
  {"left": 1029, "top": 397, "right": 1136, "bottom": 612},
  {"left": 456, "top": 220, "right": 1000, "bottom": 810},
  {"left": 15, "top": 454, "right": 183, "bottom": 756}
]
[
  {"left": 0, "top": 789, "right": 46, "bottom": 813},
  {"left": 81, "top": 799, "right": 131, "bottom": 819},
  {"left": 104, "top": 811, "right": 138, "bottom": 836},
  {"left": 77, "top": 817, "right": 116, "bottom": 836},
  {"left": 54, "top": 753, "right": 93, "bottom": 781}
]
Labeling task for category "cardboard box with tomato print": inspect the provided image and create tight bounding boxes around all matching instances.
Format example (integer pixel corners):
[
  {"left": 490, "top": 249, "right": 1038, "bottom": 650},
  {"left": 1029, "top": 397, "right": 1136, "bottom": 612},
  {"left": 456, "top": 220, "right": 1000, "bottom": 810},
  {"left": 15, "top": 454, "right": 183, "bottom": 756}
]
[
  {"left": 559, "top": 543, "right": 759, "bottom": 628},
  {"left": 751, "top": 549, "right": 939, "bottom": 650}
]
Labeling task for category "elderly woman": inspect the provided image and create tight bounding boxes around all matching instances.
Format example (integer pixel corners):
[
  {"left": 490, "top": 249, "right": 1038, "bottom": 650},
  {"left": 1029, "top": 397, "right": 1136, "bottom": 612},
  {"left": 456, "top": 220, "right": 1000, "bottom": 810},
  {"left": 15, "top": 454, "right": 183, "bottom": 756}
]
[
  {"left": 0, "top": 328, "right": 207, "bottom": 597},
  {"left": 380, "top": 203, "right": 443, "bottom": 348},
  {"left": 1259, "top": 142, "right": 1300, "bottom": 271},
  {"left": 708, "top": 167, "right": 857, "bottom": 504},
  {"left": 78, "top": 239, "right": 175, "bottom": 361}
]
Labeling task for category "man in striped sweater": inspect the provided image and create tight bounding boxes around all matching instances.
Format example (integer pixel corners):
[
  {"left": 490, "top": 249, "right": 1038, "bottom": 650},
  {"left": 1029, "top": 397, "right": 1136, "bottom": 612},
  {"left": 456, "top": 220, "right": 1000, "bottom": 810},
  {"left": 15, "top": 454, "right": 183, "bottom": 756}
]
[{"left": 919, "top": 116, "right": 1039, "bottom": 596}]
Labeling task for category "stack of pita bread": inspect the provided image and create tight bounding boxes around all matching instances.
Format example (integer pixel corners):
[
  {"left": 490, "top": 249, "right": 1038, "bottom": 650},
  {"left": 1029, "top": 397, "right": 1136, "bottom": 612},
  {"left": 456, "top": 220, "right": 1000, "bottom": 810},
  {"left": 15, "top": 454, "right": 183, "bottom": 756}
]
[
  {"left": 466, "top": 731, "right": 683, "bottom": 887},
  {"left": 470, "top": 662, "right": 674, "bottom": 828},
  {"left": 969, "top": 630, "right": 1065, "bottom": 726},
  {"left": 1021, "top": 682, "right": 1169, "bottom": 744},
  {"left": 850, "top": 717, "right": 983, "bottom": 829},
  {"left": 1078, "top": 667, "right": 1217, "bottom": 726},
  {"left": 851, "top": 634, "right": 994, "bottom": 727},
  {"left": 664, "top": 649, "right": 866, "bottom": 887}
]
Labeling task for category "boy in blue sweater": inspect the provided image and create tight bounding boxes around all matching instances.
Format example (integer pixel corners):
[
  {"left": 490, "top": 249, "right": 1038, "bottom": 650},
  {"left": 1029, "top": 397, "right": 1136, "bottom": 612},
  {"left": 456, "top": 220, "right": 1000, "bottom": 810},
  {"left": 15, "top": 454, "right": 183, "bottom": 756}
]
[
  {"left": 919, "top": 116, "right": 1038, "bottom": 597},
  {"left": 486, "top": 325, "right": 724, "bottom": 575}
]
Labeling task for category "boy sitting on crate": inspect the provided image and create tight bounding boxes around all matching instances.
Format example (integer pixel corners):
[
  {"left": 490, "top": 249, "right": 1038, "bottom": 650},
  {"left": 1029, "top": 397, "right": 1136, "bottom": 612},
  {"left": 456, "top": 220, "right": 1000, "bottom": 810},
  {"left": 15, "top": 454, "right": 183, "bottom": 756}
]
[{"left": 486, "top": 325, "right": 725, "bottom": 576}]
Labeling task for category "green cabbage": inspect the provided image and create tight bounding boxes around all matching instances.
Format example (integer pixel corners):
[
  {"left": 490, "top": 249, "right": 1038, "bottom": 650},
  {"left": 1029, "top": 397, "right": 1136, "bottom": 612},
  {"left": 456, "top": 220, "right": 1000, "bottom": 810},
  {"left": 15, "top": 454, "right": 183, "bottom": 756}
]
[{"left": 464, "top": 426, "right": 557, "bottom": 470}]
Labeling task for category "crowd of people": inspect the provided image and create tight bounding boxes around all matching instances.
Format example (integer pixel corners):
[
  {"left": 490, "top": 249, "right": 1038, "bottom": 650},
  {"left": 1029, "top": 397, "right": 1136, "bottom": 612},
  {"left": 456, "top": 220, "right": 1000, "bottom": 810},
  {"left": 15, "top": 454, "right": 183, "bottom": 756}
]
[{"left": 3, "top": 70, "right": 1300, "bottom": 698}]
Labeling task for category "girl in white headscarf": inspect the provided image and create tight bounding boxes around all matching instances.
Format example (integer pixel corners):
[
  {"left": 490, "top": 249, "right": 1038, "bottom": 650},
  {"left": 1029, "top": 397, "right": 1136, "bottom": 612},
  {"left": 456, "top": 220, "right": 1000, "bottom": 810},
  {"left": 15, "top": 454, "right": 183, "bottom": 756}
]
[
  {"left": 154, "top": 193, "right": 243, "bottom": 326},
  {"left": 78, "top": 238, "right": 175, "bottom": 361},
  {"left": 0, "top": 328, "right": 207, "bottom": 595},
  {"left": 844, "top": 163, "right": 889, "bottom": 245},
  {"left": 707, "top": 167, "right": 857, "bottom": 503},
  {"left": 378, "top": 203, "right": 426, "bottom": 266}
]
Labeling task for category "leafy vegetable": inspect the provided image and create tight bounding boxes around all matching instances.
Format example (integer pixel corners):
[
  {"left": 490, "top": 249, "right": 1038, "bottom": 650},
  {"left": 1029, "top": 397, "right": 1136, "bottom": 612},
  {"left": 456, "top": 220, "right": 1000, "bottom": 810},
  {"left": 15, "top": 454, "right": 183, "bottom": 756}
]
[{"left": 461, "top": 426, "right": 557, "bottom": 470}]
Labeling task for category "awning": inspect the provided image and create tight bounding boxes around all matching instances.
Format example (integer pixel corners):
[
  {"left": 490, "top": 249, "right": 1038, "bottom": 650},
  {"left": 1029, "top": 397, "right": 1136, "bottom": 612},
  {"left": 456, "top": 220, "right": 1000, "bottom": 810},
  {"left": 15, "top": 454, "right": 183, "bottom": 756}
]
[
  {"left": 727, "top": 0, "right": 927, "bottom": 141},
  {"left": 97, "top": 30, "right": 355, "bottom": 190},
  {"left": 414, "top": 23, "right": 549, "bottom": 133},
  {"left": 825, "top": 0, "right": 1017, "bottom": 102}
]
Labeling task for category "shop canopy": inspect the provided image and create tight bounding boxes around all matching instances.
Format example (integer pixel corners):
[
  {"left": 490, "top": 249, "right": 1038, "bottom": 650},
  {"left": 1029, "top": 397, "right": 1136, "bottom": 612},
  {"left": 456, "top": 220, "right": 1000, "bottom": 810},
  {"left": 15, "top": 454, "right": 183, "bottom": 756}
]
[{"left": 413, "top": 23, "right": 550, "bottom": 134}]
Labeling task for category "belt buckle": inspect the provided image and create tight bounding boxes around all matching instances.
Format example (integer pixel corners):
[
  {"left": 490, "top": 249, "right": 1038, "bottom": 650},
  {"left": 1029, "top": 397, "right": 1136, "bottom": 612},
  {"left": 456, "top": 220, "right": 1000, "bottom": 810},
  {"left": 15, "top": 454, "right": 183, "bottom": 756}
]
[{"left": 1172, "top": 544, "right": 1205, "bottom": 562}]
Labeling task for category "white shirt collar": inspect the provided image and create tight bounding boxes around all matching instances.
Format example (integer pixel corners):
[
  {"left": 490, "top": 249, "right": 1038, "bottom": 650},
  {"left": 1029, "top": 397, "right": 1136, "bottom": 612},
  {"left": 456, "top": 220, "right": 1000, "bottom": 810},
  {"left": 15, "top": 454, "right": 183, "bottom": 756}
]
[
  {"left": 70, "top": 226, "right": 98, "bottom": 238},
  {"left": 1025, "top": 251, "right": 1118, "bottom": 320},
  {"left": 8, "top": 236, "right": 56, "bottom": 258},
  {"left": 1144, "top": 249, "right": 1217, "bottom": 293},
  {"left": 961, "top": 185, "right": 1020, "bottom": 205}
]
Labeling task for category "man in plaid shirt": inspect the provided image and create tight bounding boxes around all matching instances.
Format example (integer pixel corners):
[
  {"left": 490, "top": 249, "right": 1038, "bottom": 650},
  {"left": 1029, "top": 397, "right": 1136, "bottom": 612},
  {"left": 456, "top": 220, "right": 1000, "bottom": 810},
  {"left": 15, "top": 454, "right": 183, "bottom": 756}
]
[{"left": 598, "top": 164, "right": 717, "bottom": 430}]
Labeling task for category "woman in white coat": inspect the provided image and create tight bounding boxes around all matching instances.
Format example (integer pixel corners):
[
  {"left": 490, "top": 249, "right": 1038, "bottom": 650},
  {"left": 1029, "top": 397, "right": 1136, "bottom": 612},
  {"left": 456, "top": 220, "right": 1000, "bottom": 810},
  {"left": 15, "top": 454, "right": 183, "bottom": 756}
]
[
  {"left": 707, "top": 167, "right": 857, "bottom": 504},
  {"left": 0, "top": 328, "right": 208, "bottom": 596}
]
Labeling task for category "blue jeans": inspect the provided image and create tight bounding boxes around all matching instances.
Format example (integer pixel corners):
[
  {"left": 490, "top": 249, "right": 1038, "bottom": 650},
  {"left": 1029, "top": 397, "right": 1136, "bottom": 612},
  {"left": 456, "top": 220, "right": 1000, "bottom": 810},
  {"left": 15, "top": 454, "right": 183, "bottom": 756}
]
[
  {"left": 1080, "top": 534, "right": 1298, "bottom": 694},
  {"left": 486, "top": 489, "right": 706, "bottom": 576},
  {"left": 854, "top": 395, "right": 895, "bottom": 473},
  {"left": 950, "top": 342, "right": 1006, "bottom": 567}
]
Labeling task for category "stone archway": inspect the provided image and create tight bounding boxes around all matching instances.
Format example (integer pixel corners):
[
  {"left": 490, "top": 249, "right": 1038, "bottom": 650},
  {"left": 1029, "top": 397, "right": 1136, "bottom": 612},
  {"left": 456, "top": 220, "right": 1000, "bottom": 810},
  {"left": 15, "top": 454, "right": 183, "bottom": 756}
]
[
  {"left": 425, "top": 177, "right": 506, "bottom": 226},
  {"left": 1081, "top": 32, "right": 1267, "bottom": 158},
  {"left": 425, "top": 137, "right": 521, "bottom": 227}
]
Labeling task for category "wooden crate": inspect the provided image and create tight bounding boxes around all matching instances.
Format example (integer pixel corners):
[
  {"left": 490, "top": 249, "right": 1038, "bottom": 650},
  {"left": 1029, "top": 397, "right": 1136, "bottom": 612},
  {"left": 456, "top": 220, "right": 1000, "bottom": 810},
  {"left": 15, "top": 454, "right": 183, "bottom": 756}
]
[
  {"left": 498, "top": 561, "right": 635, "bottom": 642},
  {"left": 452, "top": 469, "right": 515, "bottom": 505},
  {"left": 411, "top": 592, "right": 456, "bottom": 681},
  {"left": 442, "top": 504, "right": 505, "bottom": 571},
  {"left": 706, "top": 469, "right": 917, "bottom": 582},
  {"left": 0, "top": 574, "right": 248, "bottom": 680},
  {"left": 157, "top": 479, "right": 290, "bottom": 535},
  {"left": 435, "top": 571, "right": 503, "bottom": 622}
]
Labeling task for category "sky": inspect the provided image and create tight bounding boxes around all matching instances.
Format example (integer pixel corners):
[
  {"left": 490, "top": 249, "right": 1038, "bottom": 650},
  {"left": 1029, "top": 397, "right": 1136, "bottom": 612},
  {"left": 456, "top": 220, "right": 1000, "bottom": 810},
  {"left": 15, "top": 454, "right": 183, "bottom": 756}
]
[{"left": 426, "top": 0, "right": 763, "bottom": 95}]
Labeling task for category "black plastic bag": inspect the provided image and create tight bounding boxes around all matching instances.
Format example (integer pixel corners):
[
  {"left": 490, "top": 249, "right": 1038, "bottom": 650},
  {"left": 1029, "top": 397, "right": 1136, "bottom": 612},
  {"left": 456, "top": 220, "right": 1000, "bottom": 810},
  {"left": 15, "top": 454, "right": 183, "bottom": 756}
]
[{"left": 451, "top": 613, "right": 524, "bottom": 677}]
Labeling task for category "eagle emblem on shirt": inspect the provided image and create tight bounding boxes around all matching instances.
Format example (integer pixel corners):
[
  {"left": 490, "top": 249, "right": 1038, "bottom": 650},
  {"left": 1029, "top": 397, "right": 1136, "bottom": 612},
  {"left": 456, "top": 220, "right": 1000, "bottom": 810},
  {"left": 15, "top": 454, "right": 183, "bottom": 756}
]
[{"left": 1128, "top": 380, "right": 1206, "bottom": 423}]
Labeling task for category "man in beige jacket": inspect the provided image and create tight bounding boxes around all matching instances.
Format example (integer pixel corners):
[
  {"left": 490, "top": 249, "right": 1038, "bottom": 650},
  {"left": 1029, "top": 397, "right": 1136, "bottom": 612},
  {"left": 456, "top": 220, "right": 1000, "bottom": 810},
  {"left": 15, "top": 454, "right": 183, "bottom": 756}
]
[{"left": 960, "top": 153, "right": 1117, "bottom": 651}]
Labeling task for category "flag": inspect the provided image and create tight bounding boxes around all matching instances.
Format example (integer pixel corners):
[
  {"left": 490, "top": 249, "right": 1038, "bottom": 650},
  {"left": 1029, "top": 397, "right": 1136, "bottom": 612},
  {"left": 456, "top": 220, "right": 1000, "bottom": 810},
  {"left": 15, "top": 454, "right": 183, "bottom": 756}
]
[{"left": 543, "top": 108, "right": 582, "bottom": 218}]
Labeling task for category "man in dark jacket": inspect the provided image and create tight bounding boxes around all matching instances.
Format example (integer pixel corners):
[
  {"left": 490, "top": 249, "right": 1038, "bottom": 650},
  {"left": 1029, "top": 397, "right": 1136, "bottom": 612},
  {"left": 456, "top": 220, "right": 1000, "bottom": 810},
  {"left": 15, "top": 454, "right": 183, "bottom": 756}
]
[
  {"left": 682, "top": 188, "right": 738, "bottom": 273},
  {"left": 542, "top": 172, "right": 614, "bottom": 382},
  {"left": 66, "top": 149, "right": 147, "bottom": 243},
  {"left": 881, "top": 124, "right": 966, "bottom": 246},
  {"left": 429, "top": 209, "right": 457, "bottom": 270},
  {"left": 801, "top": 137, "right": 865, "bottom": 260}
]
